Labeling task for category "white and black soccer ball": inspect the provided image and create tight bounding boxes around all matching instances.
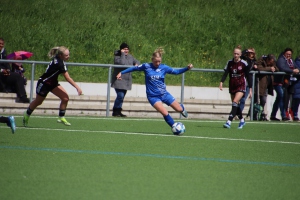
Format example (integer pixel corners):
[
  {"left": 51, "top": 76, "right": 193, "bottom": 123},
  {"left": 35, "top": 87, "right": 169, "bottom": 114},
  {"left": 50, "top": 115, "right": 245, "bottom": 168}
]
[{"left": 171, "top": 122, "right": 185, "bottom": 135}]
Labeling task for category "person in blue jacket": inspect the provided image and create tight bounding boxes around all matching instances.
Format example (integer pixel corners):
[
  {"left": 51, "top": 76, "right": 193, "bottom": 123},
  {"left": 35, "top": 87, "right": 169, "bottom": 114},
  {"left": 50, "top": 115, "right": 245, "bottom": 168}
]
[
  {"left": 270, "top": 48, "right": 299, "bottom": 121},
  {"left": 116, "top": 47, "right": 193, "bottom": 129},
  {"left": 292, "top": 56, "right": 300, "bottom": 121}
]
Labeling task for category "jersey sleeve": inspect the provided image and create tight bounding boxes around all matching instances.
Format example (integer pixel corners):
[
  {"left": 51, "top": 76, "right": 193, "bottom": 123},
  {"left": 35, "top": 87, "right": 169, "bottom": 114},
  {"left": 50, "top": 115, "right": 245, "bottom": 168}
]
[
  {"left": 220, "top": 61, "right": 230, "bottom": 82},
  {"left": 165, "top": 65, "right": 189, "bottom": 75},
  {"left": 121, "top": 63, "right": 145, "bottom": 74}
]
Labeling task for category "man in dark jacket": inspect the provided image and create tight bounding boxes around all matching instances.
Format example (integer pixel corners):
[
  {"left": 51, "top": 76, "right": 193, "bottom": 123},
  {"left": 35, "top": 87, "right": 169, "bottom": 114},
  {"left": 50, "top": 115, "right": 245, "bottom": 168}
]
[
  {"left": 111, "top": 43, "right": 140, "bottom": 117},
  {"left": 270, "top": 48, "right": 299, "bottom": 121},
  {"left": 0, "top": 38, "right": 30, "bottom": 103}
]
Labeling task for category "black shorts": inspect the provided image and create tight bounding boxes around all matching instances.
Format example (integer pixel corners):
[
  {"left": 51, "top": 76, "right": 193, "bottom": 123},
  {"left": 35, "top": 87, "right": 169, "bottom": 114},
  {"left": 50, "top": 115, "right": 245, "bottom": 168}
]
[{"left": 36, "top": 79, "right": 59, "bottom": 97}]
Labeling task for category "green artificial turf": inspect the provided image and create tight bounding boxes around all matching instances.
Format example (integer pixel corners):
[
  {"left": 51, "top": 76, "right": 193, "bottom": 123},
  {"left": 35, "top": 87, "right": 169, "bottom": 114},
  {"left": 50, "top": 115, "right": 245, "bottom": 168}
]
[{"left": 0, "top": 116, "right": 299, "bottom": 200}]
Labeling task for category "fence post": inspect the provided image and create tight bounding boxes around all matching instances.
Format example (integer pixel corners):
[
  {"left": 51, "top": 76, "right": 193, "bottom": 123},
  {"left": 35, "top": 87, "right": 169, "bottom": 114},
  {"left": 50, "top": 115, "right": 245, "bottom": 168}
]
[
  {"left": 106, "top": 66, "right": 112, "bottom": 117},
  {"left": 250, "top": 72, "right": 256, "bottom": 121},
  {"left": 29, "top": 63, "right": 35, "bottom": 102},
  {"left": 179, "top": 73, "right": 185, "bottom": 119}
]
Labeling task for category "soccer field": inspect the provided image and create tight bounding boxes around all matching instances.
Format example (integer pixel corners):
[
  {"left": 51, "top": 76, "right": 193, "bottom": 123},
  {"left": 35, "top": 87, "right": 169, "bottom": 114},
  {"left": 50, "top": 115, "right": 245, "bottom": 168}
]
[{"left": 0, "top": 116, "right": 299, "bottom": 200}]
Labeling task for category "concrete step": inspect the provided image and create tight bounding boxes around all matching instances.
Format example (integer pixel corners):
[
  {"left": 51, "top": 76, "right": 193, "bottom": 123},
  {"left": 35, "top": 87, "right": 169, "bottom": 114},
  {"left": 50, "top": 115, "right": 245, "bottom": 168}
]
[{"left": 0, "top": 92, "right": 250, "bottom": 119}]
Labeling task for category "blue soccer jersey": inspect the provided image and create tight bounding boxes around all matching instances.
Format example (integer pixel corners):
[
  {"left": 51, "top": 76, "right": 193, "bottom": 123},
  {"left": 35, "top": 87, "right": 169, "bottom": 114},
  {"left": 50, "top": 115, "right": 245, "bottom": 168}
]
[{"left": 121, "top": 63, "right": 188, "bottom": 97}]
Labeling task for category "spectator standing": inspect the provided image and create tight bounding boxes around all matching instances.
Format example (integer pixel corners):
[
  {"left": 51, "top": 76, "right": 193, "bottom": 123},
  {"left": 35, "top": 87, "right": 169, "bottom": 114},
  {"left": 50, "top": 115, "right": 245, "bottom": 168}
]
[
  {"left": 256, "top": 54, "right": 279, "bottom": 120},
  {"left": 23, "top": 46, "right": 82, "bottom": 127},
  {"left": 270, "top": 48, "right": 299, "bottom": 121},
  {"left": 240, "top": 48, "right": 257, "bottom": 115},
  {"left": 111, "top": 43, "right": 140, "bottom": 117},
  {"left": 0, "top": 38, "right": 29, "bottom": 103},
  {"left": 219, "top": 45, "right": 253, "bottom": 129}
]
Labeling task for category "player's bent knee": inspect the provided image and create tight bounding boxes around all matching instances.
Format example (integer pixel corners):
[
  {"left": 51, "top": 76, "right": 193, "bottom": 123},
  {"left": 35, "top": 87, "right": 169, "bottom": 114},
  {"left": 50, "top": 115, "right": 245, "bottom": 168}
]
[{"left": 61, "top": 96, "right": 69, "bottom": 102}]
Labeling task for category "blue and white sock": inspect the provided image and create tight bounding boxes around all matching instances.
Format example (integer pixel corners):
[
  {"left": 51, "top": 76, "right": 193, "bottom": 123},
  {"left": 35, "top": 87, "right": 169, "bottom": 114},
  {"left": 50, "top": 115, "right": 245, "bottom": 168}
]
[{"left": 164, "top": 114, "right": 175, "bottom": 127}]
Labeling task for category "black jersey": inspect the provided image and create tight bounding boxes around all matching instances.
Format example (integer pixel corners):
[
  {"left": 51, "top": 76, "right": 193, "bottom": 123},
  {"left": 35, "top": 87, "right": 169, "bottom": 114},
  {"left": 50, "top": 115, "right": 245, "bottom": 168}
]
[{"left": 39, "top": 56, "right": 67, "bottom": 86}]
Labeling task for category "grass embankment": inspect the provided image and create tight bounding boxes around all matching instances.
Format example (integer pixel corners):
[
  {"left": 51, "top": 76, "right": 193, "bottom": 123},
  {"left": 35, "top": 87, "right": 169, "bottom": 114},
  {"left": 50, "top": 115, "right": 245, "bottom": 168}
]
[{"left": 1, "top": 0, "right": 299, "bottom": 86}]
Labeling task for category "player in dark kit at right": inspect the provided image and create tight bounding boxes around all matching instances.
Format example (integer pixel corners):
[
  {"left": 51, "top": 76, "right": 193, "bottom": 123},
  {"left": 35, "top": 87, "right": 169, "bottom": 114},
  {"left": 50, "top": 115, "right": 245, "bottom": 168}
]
[{"left": 219, "top": 45, "right": 253, "bottom": 129}]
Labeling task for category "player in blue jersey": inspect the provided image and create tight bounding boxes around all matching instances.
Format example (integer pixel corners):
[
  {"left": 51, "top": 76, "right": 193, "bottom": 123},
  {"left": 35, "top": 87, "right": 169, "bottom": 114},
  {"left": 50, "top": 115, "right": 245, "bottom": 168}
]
[
  {"left": 23, "top": 46, "right": 83, "bottom": 127},
  {"left": 116, "top": 47, "right": 193, "bottom": 130}
]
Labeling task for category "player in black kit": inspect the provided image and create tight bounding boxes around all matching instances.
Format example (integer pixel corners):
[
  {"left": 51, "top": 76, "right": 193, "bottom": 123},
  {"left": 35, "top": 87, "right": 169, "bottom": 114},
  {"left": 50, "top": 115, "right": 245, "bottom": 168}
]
[{"left": 23, "top": 46, "right": 82, "bottom": 126}]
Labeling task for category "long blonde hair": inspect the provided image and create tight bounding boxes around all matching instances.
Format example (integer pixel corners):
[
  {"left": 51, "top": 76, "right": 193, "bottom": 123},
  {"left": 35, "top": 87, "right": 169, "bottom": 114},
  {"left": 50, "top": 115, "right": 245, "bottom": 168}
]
[
  {"left": 48, "top": 46, "right": 68, "bottom": 58},
  {"left": 152, "top": 47, "right": 165, "bottom": 60}
]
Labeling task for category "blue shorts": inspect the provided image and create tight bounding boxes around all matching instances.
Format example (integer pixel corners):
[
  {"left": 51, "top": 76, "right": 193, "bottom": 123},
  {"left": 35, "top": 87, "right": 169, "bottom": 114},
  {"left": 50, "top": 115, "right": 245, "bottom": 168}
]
[{"left": 147, "top": 92, "right": 175, "bottom": 106}]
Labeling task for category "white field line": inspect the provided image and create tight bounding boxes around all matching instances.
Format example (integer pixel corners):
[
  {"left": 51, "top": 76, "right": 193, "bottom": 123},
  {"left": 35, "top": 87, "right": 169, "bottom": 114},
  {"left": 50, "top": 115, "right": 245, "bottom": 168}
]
[
  {"left": 2, "top": 125, "right": 299, "bottom": 145},
  {"left": 13, "top": 115, "right": 300, "bottom": 126}
]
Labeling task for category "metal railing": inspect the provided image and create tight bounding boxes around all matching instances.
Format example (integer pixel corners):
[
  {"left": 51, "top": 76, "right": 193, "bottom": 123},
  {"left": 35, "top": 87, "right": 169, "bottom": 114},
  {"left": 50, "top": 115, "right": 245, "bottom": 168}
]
[{"left": 0, "top": 59, "right": 290, "bottom": 120}]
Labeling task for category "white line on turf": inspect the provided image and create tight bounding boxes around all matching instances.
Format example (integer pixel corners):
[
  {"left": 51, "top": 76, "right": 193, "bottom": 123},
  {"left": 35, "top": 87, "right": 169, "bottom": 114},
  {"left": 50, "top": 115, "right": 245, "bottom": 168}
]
[
  {"left": 13, "top": 115, "right": 300, "bottom": 125},
  {"left": 3, "top": 126, "right": 300, "bottom": 145}
]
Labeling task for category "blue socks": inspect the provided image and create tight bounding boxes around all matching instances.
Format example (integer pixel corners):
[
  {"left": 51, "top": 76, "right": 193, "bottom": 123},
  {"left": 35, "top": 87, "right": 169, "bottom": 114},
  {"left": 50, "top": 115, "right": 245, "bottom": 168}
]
[
  {"left": 180, "top": 104, "right": 185, "bottom": 112},
  {"left": 164, "top": 114, "right": 174, "bottom": 127}
]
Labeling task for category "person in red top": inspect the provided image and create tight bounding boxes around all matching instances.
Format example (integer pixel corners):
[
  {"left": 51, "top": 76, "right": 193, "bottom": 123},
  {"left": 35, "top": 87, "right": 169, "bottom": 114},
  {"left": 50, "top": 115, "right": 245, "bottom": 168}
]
[
  {"left": 219, "top": 45, "right": 253, "bottom": 129},
  {"left": 23, "top": 46, "right": 82, "bottom": 127}
]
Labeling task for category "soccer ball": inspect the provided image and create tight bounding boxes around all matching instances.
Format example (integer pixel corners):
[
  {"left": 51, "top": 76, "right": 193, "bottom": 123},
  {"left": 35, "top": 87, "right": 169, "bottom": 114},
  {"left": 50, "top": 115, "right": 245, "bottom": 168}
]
[{"left": 171, "top": 122, "right": 185, "bottom": 135}]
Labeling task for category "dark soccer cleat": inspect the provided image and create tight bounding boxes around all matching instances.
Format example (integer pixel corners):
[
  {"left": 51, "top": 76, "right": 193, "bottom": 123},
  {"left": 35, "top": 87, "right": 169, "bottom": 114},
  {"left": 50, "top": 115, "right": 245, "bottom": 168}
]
[
  {"left": 181, "top": 109, "right": 188, "bottom": 118},
  {"left": 270, "top": 117, "right": 280, "bottom": 121}
]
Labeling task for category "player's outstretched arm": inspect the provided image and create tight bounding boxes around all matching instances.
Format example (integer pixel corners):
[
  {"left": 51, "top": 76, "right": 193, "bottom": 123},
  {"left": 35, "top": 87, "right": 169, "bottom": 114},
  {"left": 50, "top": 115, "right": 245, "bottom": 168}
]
[{"left": 63, "top": 72, "right": 82, "bottom": 95}]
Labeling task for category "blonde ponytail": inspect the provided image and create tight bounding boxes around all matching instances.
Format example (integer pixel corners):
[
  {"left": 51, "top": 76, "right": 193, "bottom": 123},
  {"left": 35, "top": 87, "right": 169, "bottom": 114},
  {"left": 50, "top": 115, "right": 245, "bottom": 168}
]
[{"left": 48, "top": 46, "right": 68, "bottom": 58}]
